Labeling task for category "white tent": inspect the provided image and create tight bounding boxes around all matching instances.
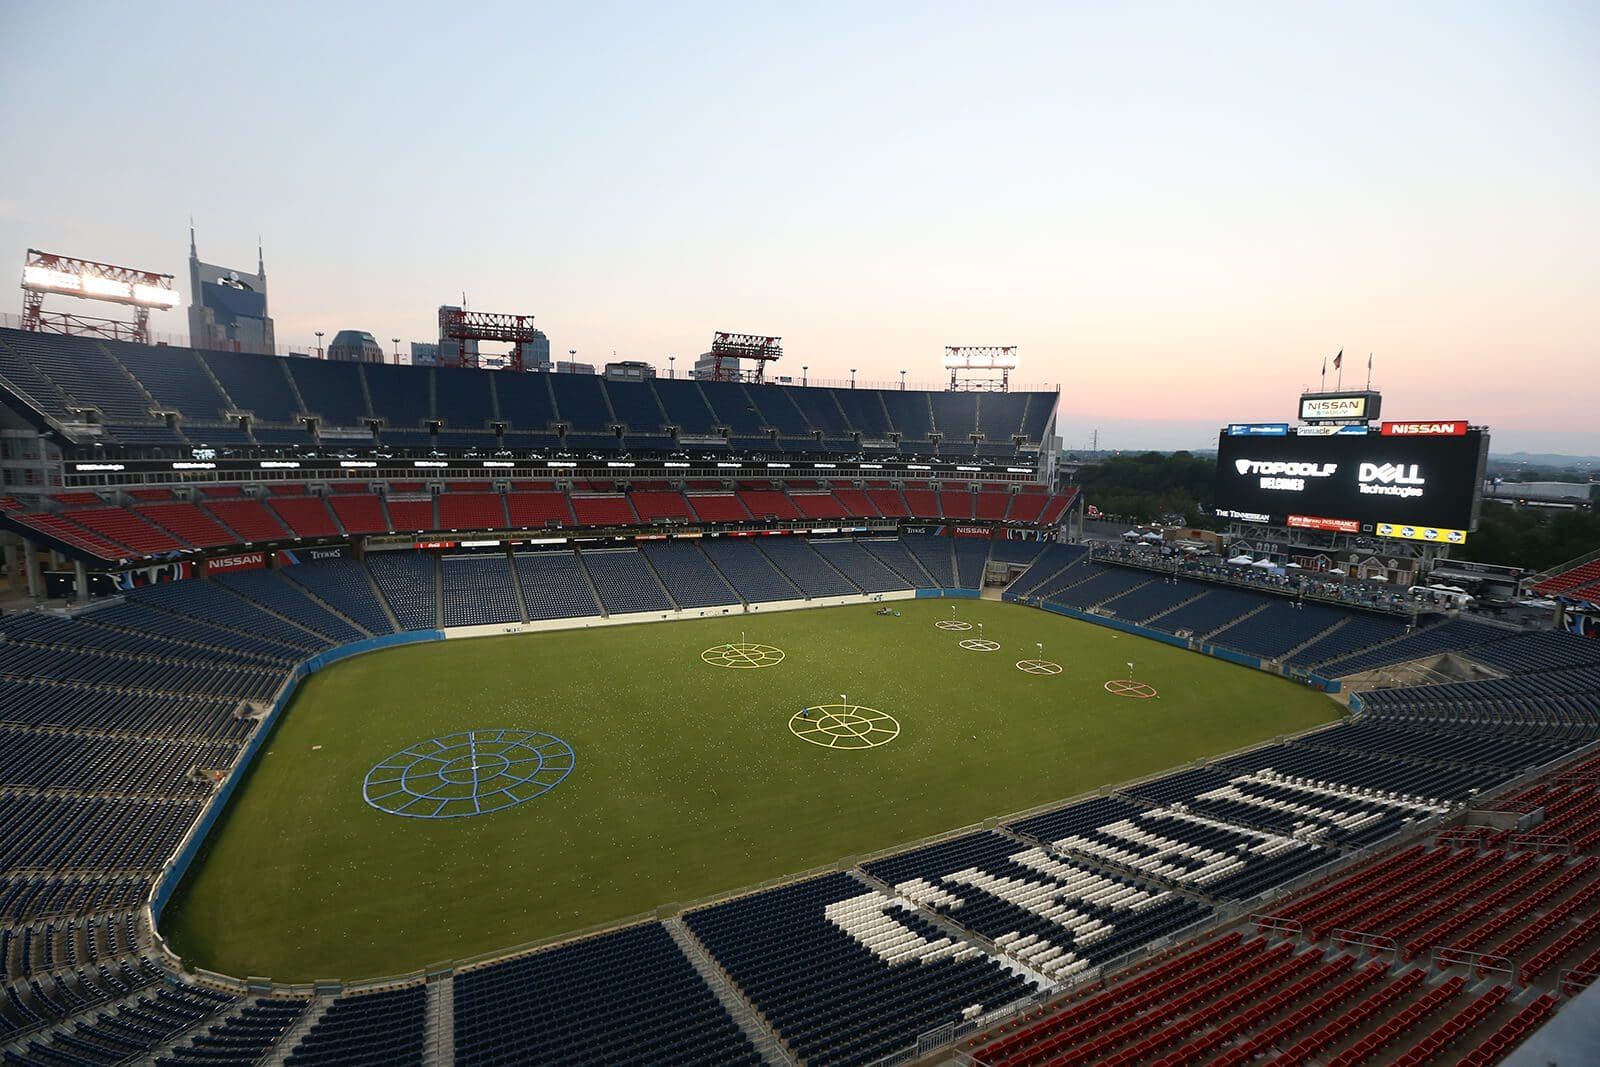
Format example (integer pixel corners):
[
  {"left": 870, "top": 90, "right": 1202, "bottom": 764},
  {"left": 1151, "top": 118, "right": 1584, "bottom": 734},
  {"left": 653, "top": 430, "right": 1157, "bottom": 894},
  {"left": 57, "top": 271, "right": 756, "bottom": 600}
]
[
  {"left": 1141, "top": 531, "right": 1163, "bottom": 543},
  {"left": 1250, "top": 558, "right": 1277, "bottom": 569},
  {"left": 1227, "top": 555, "right": 1255, "bottom": 565}
]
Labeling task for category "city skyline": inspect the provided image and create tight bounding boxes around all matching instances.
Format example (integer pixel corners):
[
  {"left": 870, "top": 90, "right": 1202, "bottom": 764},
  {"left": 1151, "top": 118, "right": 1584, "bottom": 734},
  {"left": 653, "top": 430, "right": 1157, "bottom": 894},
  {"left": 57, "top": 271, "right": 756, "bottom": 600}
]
[{"left": 2, "top": 1, "right": 1595, "bottom": 454}]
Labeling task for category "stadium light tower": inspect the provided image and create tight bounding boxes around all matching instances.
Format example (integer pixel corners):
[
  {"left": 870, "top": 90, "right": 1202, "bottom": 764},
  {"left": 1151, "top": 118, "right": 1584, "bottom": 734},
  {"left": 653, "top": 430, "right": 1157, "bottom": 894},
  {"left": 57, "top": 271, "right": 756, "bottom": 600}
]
[
  {"left": 439, "top": 307, "right": 544, "bottom": 371},
  {"left": 19, "top": 249, "right": 178, "bottom": 344},
  {"left": 705, "top": 332, "right": 782, "bottom": 383},
  {"left": 944, "top": 345, "right": 1018, "bottom": 392},
  {"left": 315, "top": 330, "right": 324, "bottom": 358}
]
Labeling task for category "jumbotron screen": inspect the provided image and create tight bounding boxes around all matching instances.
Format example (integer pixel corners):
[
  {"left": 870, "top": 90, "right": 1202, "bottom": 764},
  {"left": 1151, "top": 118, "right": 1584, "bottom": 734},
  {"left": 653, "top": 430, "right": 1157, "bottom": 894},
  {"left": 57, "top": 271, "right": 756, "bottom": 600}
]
[{"left": 1213, "top": 424, "right": 1488, "bottom": 539}]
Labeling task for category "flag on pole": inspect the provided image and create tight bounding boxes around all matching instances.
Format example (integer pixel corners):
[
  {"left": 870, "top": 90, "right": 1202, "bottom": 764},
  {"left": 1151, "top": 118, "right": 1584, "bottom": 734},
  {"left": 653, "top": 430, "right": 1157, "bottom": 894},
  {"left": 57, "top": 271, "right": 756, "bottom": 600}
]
[{"left": 1333, "top": 349, "right": 1343, "bottom": 370}]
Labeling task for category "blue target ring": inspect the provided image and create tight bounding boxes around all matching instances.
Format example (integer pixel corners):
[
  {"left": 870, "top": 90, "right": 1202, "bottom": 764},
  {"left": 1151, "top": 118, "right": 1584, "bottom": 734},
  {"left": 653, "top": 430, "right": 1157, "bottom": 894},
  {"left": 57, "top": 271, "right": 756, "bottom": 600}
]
[{"left": 363, "top": 729, "right": 574, "bottom": 819}]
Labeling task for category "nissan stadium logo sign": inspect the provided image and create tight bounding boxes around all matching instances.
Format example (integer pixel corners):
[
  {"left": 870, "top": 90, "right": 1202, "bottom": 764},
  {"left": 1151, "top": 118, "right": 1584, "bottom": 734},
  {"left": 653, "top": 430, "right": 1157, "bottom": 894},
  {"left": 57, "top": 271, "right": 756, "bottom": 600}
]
[
  {"left": 1358, "top": 462, "right": 1426, "bottom": 498},
  {"left": 1300, "top": 395, "right": 1368, "bottom": 420},
  {"left": 1234, "top": 459, "right": 1337, "bottom": 492}
]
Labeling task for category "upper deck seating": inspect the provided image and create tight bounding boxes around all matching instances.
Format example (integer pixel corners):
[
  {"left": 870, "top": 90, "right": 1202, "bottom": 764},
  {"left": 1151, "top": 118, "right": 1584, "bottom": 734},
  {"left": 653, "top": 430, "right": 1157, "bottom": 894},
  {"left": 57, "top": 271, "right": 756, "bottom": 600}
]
[
  {"left": 363, "top": 362, "right": 431, "bottom": 433},
  {"left": 434, "top": 366, "right": 496, "bottom": 431}
]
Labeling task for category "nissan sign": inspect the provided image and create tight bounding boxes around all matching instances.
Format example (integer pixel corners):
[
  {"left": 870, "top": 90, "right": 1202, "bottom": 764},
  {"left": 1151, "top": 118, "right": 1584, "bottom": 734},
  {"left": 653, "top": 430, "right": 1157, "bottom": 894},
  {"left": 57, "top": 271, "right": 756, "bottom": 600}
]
[{"left": 1298, "top": 391, "right": 1381, "bottom": 423}]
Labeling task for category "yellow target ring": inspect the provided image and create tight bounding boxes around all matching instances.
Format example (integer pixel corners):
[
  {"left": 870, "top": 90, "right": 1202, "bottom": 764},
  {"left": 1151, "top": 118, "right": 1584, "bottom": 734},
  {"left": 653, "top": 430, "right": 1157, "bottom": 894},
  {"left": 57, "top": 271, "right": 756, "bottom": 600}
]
[{"left": 788, "top": 704, "right": 900, "bottom": 750}]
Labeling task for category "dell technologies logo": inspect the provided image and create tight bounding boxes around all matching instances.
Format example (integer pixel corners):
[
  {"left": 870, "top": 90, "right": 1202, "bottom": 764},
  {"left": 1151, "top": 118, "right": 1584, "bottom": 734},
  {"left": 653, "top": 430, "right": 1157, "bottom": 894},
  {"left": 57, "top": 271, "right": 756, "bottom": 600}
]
[
  {"left": 1234, "top": 458, "right": 1337, "bottom": 492},
  {"left": 1358, "top": 462, "right": 1426, "bottom": 498}
]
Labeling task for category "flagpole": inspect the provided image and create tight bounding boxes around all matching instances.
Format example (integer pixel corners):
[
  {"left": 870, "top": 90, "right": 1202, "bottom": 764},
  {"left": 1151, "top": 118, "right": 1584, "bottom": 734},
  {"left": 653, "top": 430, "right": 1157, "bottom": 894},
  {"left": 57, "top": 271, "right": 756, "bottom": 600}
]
[
  {"left": 1336, "top": 348, "right": 1343, "bottom": 390},
  {"left": 1365, "top": 352, "right": 1373, "bottom": 391},
  {"left": 1320, "top": 356, "right": 1326, "bottom": 393}
]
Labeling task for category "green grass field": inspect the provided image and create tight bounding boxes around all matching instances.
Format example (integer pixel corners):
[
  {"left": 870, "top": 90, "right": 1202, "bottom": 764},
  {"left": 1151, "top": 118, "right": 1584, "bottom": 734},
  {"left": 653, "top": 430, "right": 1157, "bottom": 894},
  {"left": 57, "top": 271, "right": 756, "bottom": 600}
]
[{"left": 161, "top": 598, "right": 1340, "bottom": 981}]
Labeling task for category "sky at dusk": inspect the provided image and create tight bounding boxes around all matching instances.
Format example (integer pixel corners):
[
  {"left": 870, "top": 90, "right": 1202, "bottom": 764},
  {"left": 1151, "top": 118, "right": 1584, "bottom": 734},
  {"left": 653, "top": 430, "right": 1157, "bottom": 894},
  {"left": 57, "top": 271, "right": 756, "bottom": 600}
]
[{"left": 1, "top": 2, "right": 1595, "bottom": 454}]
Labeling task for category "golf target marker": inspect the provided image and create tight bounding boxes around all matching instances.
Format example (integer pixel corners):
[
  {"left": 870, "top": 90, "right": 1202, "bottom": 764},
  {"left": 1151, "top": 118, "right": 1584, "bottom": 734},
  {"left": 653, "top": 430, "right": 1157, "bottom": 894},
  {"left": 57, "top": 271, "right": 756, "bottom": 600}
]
[
  {"left": 789, "top": 704, "right": 900, "bottom": 749},
  {"left": 701, "top": 642, "right": 785, "bottom": 668},
  {"left": 935, "top": 620, "right": 973, "bottom": 631},
  {"left": 1017, "top": 659, "right": 1063, "bottom": 675},
  {"left": 960, "top": 638, "right": 1001, "bottom": 652},
  {"left": 363, "top": 729, "right": 574, "bottom": 819},
  {"left": 1104, "top": 679, "right": 1159, "bottom": 699}
]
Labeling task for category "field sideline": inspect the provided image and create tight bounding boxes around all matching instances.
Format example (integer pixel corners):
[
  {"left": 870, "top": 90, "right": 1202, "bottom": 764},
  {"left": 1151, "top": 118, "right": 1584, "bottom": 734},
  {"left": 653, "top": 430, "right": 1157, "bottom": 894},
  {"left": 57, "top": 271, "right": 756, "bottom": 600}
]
[{"left": 162, "top": 598, "right": 1340, "bottom": 981}]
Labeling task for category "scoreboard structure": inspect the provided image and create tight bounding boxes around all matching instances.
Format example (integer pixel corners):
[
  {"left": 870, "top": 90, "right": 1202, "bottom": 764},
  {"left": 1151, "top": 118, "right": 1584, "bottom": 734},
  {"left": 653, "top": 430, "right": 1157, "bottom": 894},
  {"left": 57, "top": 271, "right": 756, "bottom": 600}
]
[
  {"left": 1214, "top": 389, "right": 1489, "bottom": 550},
  {"left": 1214, "top": 423, "right": 1488, "bottom": 544}
]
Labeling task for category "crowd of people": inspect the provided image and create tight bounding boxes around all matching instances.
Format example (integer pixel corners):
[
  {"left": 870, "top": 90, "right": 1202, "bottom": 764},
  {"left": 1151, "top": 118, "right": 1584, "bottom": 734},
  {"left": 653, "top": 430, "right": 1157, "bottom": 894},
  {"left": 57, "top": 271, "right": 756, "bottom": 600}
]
[{"left": 1091, "top": 540, "right": 1412, "bottom": 611}]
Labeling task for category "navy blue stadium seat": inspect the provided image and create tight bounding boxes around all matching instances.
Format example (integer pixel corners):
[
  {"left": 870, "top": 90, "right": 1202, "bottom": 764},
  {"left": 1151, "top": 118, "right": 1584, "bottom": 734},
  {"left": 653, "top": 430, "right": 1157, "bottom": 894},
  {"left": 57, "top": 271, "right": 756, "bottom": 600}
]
[
  {"left": 685, "top": 871, "right": 1035, "bottom": 1066},
  {"left": 580, "top": 550, "right": 675, "bottom": 614},
  {"left": 283, "top": 985, "right": 425, "bottom": 1067},
  {"left": 453, "top": 922, "right": 760, "bottom": 1067},
  {"left": 639, "top": 542, "right": 740, "bottom": 608}
]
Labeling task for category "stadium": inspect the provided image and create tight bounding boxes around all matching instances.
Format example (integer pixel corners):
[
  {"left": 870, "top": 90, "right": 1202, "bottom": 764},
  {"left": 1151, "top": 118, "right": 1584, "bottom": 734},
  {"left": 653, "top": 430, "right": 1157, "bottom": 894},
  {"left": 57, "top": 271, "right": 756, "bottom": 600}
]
[{"left": 0, "top": 302, "right": 1598, "bottom": 1067}]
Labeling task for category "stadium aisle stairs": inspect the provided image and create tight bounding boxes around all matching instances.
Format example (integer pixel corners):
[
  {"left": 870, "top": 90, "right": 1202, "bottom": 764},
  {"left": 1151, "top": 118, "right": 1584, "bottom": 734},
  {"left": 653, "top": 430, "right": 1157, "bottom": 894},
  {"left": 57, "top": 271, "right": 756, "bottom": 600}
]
[
  {"left": 1005, "top": 545, "right": 1087, "bottom": 599},
  {"left": 1113, "top": 582, "right": 1211, "bottom": 625},
  {"left": 4, "top": 964, "right": 163, "bottom": 1052},
  {"left": 263, "top": 996, "right": 331, "bottom": 1066},
  {"left": 145, "top": 990, "right": 259, "bottom": 1063},
  {"left": 576, "top": 553, "right": 607, "bottom": 616},
  {"left": 203, "top": 577, "right": 341, "bottom": 646},
  {"left": 425, "top": 977, "right": 452, "bottom": 1067},
  {"left": 580, "top": 548, "right": 679, "bottom": 613},
  {"left": 278, "top": 568, "right": 383, "bottom": 638},
  {"left": 433, "top": 556, "right": 444, "bottom": 629},
  {"left": 96, "top": 338, "right": 165, "bottom": 414},
  {"left": 1281, "top": 616, "right": 1351, "bottom": 663},
  {"left": 505, "top": 554, "right": 533, "bottom": 622},
  {"left": 861, "top": 538, "right": 939, "bottom": 588},
  {"left": 1195, "top": 599, "right": 1271, "bottom": 641},
  {"left": 359, "top": 563, "right": 404, "bottom": 633},
  {"left": 663, "top": 918, "right": 788, "bottom": 1065},
  {"left": 697, "top": 545, "right": 750, "bottom": 607},
  {"left": 635, "top": 549, "right": 694, "bottom": 612},
  {"left": 844, "top": 865, "right": 1054, "bottom": 987}
]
